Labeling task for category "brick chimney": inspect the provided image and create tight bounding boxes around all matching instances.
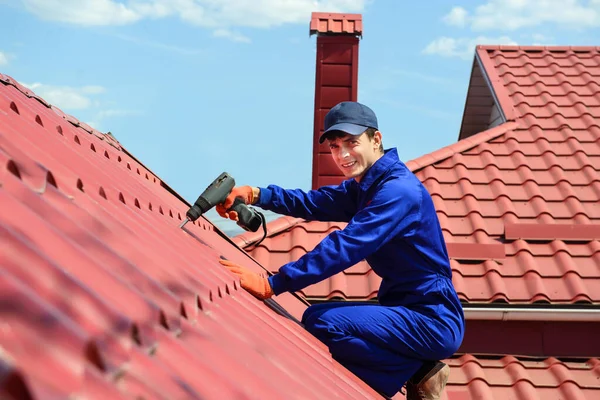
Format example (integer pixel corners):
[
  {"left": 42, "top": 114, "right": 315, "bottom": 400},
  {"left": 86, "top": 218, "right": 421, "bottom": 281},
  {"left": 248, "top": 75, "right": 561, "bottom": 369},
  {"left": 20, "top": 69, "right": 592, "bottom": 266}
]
[{"left": 309, "top": 12, "right": 362, "bottom": 190}]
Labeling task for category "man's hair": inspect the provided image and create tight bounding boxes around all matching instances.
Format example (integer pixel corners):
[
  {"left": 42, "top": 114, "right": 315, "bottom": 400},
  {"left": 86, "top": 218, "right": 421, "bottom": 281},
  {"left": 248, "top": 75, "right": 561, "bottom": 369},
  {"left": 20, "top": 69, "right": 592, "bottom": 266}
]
[{"left": 325, "top": 128, "right": 384, "bottom": 153}]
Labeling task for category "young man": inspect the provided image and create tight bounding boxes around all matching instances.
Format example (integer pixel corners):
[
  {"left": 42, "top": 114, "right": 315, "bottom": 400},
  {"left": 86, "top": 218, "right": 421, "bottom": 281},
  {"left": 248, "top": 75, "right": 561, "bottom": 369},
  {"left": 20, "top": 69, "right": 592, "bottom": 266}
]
[{"left": 217, "top": 101, "right": 465, "bottom": 399}]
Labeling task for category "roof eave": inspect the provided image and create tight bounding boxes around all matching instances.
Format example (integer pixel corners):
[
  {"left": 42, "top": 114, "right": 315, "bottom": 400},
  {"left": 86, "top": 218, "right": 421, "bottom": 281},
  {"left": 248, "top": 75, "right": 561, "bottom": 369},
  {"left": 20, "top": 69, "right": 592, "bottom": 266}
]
[{"left": 464, "top": 306, "right": 600, "bottom": 322}]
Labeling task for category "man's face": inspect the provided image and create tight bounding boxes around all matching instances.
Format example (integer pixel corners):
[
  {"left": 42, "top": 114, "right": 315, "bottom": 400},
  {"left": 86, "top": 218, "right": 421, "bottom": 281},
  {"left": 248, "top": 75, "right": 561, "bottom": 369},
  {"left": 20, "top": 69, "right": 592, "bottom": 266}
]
[{"left": 327, "top": 131, "right": 383, "bottom": 182}]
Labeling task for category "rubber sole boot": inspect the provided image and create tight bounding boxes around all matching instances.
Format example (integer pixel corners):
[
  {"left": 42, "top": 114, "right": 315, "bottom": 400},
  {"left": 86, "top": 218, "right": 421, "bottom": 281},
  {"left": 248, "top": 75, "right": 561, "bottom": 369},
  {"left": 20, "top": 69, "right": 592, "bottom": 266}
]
[{"left": 406, "top": 361, "right": 450, "bottom": 400}]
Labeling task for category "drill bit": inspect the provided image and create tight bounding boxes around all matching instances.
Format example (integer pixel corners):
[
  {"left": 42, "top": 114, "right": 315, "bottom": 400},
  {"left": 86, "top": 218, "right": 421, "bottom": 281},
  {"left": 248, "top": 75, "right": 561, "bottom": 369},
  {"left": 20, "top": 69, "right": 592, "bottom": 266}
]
[{"left": 179, "top": 218, "right": 190, "bottom": 229}]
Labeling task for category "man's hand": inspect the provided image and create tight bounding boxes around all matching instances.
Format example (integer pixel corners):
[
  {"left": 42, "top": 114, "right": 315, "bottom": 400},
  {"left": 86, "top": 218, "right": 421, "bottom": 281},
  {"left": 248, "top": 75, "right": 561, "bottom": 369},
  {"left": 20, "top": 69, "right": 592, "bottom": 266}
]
[
  {"left": 216, "top": 186, "right": 259, "bottom": 221},
  {"left": 219, "top": 259, "right": 274, "bottom": 300}
]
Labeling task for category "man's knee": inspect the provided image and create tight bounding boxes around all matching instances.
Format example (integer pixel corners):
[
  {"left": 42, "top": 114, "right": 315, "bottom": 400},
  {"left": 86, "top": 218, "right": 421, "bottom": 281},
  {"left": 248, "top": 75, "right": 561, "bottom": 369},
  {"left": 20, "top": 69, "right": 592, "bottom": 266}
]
[
  {"left": 302, "top": 308, "right": 344, "bottom": 343},
  {"left": 301, "top": 303, "right": 337, "bottom": 327},
  {"left": 301, "top": 304, "right": 320, "bottom": 326},
  {"left": 302, "top": 308, "right": 324, "bottom": 336}
]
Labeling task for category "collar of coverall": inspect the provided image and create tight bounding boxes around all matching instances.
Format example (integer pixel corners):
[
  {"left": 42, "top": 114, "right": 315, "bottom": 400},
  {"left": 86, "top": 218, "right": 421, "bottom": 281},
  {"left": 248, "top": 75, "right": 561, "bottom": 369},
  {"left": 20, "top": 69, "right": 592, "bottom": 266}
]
[{"left": 357, "top": 147, "right": 400, "bottom": 191}]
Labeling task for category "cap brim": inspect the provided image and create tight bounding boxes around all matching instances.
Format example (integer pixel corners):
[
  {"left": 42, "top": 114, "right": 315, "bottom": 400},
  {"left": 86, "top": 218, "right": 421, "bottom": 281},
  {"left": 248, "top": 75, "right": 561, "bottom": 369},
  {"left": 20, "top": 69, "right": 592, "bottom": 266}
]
[{"left": 318, "top": 123, "right": 368, "bottom": 144}]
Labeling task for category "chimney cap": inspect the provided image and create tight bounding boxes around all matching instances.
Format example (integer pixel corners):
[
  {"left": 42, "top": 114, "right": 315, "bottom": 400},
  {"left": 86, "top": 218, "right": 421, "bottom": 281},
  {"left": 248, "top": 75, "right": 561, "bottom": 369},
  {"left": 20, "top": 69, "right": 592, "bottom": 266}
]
[{"left": 309, "top": 12, "right": 363, "bottom": 37}]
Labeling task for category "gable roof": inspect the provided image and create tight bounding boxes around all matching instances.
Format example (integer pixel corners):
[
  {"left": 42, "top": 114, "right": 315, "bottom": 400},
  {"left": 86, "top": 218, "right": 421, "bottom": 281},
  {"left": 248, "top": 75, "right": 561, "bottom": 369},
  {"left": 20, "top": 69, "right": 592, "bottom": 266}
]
[
  {"left": 0, "top": 74, "right": 384, "bottom": 399},
  {"left": 236, "top": 45, "right": 600, "bottom": 305}
]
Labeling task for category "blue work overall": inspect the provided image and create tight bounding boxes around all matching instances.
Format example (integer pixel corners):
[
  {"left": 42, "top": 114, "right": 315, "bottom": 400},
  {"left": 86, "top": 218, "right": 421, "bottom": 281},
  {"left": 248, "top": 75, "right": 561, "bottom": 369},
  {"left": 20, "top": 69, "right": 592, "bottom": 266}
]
[{"left": 257, "top": 148, "right": 465, "bottom": 397}]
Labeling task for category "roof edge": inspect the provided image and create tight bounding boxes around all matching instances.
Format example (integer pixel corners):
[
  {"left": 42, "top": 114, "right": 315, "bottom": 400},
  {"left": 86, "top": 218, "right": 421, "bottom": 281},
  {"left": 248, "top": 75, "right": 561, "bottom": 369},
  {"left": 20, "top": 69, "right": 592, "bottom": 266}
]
[
  {"left": 464, "top": 307, "right": 600, "bottom": 322},
  {"left": 456, "top": 57, "right": 480, "bottom": 141},
  {"left": 476, "top": 44, "right": 600, "bottom": 52},
  {"left": 475, "top": 46, "right": 518, "bottom": 121},
  {"left": 405, "top": 120, "right": 519, "bottom": 172}
]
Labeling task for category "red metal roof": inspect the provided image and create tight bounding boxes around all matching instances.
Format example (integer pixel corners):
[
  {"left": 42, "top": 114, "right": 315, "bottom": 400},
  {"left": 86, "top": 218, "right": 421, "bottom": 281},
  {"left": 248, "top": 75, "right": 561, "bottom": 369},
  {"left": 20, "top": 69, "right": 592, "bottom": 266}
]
[
  {"left": 310, "top": 12, "right": 363, "bottom": 36},
  {"left": 236, "top": 45, "right": 600, "bottom": 305},
  {"left": 0, "top": 74, "right": 385, "bottom": 399}
]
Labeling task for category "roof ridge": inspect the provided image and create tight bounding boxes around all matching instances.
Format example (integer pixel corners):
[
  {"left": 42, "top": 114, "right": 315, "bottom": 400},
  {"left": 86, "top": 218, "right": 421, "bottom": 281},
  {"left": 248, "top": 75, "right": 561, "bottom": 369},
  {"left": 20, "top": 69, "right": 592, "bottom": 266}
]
[
  {"left": 233, "top": 215, "right": 305, "bottom": 247},
  {"left": 405, "top": 121, "right": 519, "bottom": 172},
  {"left": 477, "top": 44, "right": 600, "bottom": 53}
]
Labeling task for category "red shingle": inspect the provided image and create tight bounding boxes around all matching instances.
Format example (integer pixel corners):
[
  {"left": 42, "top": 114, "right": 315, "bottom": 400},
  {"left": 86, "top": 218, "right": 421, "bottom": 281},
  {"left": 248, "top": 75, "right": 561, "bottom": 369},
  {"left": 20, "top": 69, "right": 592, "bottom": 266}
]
[
  {"left": 0, "top": 75, "right": 383, "bottom": 399},
  {"left": 239, "top": 46, "right": 600, "bottom": 305}
]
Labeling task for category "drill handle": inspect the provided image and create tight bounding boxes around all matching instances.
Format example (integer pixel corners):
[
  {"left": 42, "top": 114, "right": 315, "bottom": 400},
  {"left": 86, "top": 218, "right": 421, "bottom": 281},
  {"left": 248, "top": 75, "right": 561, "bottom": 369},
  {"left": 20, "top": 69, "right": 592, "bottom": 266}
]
[{"left": 230, "top": 198, "right": 262, "bottom": 232}]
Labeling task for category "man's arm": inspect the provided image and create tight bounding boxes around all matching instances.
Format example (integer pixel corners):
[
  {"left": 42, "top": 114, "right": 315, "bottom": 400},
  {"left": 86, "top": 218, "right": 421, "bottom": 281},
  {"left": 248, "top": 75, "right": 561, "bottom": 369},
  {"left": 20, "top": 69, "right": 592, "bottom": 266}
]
[
  {"left": 256, "top": 180, "right": 358, "bottom": 222},
  {"left": 267, "top": 179, "right": 422, "bottom": 295}
]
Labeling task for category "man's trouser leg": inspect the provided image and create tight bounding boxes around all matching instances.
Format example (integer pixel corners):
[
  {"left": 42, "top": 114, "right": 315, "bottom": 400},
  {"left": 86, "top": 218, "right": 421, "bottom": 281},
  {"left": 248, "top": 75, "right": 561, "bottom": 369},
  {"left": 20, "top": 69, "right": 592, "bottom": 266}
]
[{"left": 301, "top": 302, "right": 460, "bottom": 398}]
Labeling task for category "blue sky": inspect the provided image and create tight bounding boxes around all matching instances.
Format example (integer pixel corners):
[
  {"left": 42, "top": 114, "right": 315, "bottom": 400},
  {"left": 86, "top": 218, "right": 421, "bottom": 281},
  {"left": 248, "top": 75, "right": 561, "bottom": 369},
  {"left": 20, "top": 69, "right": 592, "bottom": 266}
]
[{"left": 1, "top": 0, "right": 599, "bottom": 234}]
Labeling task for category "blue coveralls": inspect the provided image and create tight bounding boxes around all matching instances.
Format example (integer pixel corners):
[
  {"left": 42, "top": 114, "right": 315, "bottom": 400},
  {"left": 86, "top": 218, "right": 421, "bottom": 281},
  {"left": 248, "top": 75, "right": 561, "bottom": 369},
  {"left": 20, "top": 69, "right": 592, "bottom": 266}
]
[{"left": 256, "top": 148, "right": 465, "bottom": 397}]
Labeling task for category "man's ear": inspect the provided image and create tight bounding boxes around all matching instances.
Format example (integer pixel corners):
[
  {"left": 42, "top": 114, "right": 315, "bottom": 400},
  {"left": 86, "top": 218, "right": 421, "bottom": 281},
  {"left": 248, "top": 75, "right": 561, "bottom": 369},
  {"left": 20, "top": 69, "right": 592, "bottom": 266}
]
[{"left": 373, "top": 130, "right": 382, "bottom": 149}]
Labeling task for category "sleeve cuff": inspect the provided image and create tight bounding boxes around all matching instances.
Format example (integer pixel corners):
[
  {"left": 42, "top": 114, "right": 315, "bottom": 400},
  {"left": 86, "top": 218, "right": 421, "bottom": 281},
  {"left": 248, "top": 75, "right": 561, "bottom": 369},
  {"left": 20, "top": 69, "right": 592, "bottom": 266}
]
[
  {"left": 268, "top": 273, "right": 287, "bottom": 296},
  {"left": 257, "top": 186, "right": 273, "bottom": 207}
]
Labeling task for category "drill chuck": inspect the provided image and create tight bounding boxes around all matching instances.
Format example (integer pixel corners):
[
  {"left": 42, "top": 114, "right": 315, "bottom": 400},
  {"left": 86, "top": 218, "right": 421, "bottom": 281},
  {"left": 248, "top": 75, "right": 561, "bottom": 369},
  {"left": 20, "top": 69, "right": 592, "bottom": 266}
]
[
  {"left": 186, "top": 196, "right": 212, "bottom": 222},
  {"left": 186, "top": 172, "right": 235, "bottom": 223}
]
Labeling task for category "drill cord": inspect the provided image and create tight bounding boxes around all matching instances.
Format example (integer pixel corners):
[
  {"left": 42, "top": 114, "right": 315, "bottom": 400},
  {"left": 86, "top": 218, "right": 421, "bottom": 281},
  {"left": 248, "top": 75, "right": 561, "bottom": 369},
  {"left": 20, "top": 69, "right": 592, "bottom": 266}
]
[{"left": 254, "top": 211, "right": 268, "bottom": 248}]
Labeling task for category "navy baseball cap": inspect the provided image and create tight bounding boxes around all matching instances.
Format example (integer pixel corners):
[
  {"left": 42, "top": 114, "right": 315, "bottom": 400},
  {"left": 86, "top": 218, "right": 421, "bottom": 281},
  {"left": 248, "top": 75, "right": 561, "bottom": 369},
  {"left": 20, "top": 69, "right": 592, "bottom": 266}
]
[{"left": 319, "top": 101, "right": 378, "bottom": 144}]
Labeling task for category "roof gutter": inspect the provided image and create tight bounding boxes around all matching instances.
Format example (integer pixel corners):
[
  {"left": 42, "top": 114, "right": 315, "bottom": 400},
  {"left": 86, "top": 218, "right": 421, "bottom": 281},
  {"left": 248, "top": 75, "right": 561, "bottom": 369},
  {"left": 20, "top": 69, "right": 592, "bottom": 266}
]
[{"left": 464, "top": 307, "right": 600, "bottom": 322}]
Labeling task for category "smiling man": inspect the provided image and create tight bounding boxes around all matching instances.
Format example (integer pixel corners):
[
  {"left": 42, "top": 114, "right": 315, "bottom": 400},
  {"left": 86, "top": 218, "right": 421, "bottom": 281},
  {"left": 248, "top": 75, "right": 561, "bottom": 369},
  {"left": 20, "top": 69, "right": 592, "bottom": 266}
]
[{"left": 217, "top": 101, "right": 465, "bottom": 400}]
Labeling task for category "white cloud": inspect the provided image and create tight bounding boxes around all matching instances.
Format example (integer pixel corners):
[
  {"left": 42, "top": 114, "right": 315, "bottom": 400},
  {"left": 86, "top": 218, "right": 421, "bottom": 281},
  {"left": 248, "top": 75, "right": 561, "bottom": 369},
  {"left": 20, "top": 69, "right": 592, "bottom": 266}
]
[
  {"left": 0, "top": 51, "right": 8, "bottom": 65},
  {"left": 423, "top": 36, "right": 518, "bottom": 60},
  {"left": 443, "top": 6, "right": 468, "bottom": 27},
  {"left": 443, "top": 0, "right": 600, "bottom": 31},
  {"left": 89, "top": 108, "right": 141, "bottom": 130},
  {"left": 212, "top": 29, "right": 251, "bottom": 43},
  {"left": 19, "top": 81, "right": 139, "bottom": 133},
  {"left": 21, "top": 82, "right": 106, "bottom": 109},
  {"left": 22, "top": 0, "right": 141, "bottom": 26},
  {"left": 528, "top": 32, "right": 556, "bottom": 45},
  {"left": 19, "top": 0, "right": 368, "bottom": 29},
  {"left": 80, "top": 85, "right": 107, "bottom": 95},
  {"left": 96, "top": 109, "right": 141, "bottom": 118}
]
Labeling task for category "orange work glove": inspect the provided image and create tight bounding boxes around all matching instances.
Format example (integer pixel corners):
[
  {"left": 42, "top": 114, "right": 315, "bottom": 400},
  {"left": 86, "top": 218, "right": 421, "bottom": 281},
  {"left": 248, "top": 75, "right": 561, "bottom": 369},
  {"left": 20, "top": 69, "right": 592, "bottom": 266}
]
[
  {"left": 216, "top": 186, "right": 256, "bottom": 221},
  {"left": 219, "top": 259, "right": 274, "bottom": 300}
]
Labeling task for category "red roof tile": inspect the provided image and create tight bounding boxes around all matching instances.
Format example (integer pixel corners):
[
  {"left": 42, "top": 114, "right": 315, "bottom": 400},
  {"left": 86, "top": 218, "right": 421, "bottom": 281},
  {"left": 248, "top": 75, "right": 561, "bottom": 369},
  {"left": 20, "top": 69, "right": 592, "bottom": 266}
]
[
  {"left": 0, "top": 74, "right": 385, "bottom": 399},
  {"left": 444, "top": 355, "right": 600, "bottom": 400},
  {"left": 237, "top": 46, "right": 600, "bottom": 305},
  {"left": 309, "top": 12, "right": 362, "bottom": 36}
]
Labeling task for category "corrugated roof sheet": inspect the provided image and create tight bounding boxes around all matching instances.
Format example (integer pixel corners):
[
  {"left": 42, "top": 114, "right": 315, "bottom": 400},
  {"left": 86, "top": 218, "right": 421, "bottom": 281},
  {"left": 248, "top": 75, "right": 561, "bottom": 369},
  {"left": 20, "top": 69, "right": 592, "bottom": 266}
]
[
  {"left": 236, "top": 45, "right": 600, "bottom": 305},
  {"left": 0, "top": 74, "right": 385, "bottom": 399}
]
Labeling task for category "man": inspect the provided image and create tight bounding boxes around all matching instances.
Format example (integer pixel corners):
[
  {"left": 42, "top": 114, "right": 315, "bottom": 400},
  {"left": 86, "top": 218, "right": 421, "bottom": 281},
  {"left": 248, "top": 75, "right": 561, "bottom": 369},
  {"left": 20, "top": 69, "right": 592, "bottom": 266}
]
[{"left": 217, "top": 101, "right": 465, "bottom": 399}]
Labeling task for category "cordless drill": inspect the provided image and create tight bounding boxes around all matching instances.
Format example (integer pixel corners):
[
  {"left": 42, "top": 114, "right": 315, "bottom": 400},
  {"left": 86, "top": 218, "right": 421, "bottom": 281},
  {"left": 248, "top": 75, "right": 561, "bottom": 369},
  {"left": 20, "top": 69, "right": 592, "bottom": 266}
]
[{"left": 179, "top": 172, "right": 263, "bottom": 233}]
